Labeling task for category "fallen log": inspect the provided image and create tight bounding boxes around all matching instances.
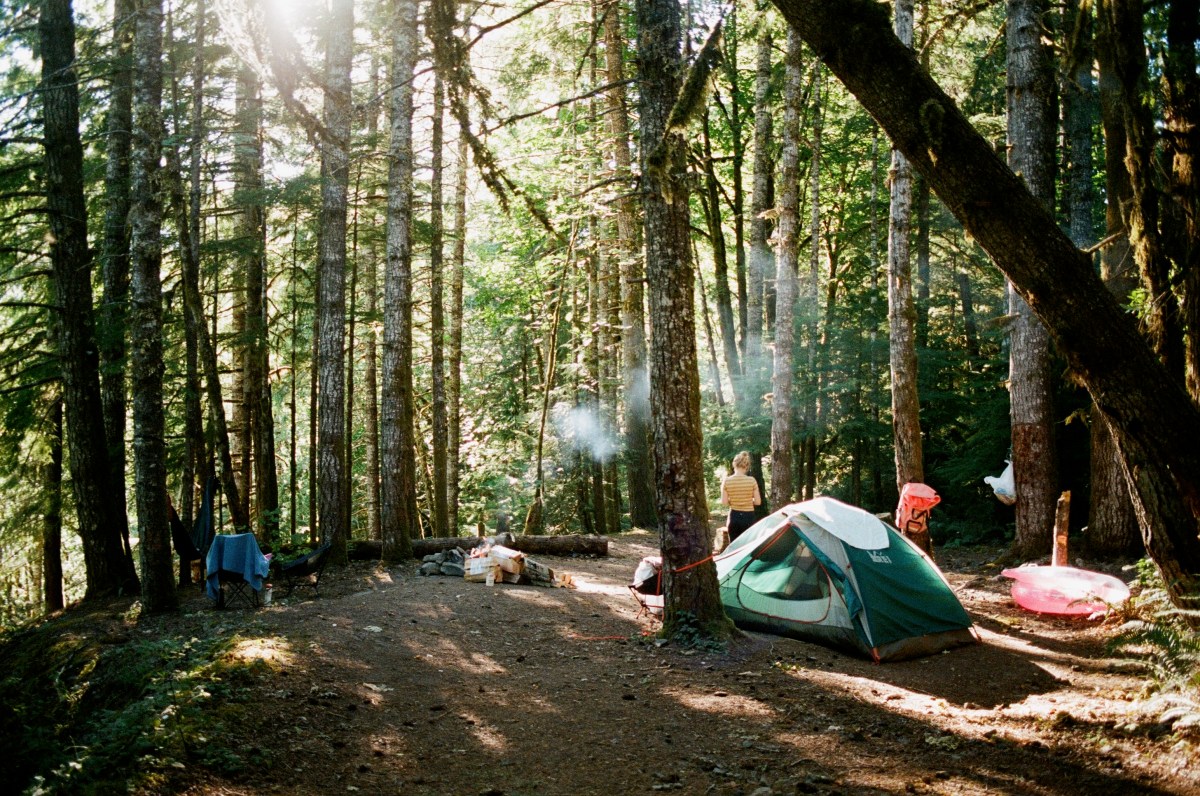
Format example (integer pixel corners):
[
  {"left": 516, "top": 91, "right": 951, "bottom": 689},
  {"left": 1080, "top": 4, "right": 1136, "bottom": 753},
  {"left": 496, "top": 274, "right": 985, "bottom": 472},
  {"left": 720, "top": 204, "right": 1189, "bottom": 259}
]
[
  {"left": 348, "top": 534, "right": 608, "bottom": 561},
  {"left": 509, "top": 534, "right": 608, "bottom": 557}
]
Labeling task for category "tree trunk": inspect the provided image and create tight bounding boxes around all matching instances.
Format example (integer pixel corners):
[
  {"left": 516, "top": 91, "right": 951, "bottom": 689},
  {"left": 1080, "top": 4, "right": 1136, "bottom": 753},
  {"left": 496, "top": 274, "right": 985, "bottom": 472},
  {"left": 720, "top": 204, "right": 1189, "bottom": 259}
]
[
  {"left": 770, "top": 29, "right": 802, "bottom": 508},
  {"left": 914, "top": 174, "right": 931, "bottom": 349},
  {"left": 180, "top": 0, "right": 208, "bottom": 534},
  {"left": 603, "top": 4, "right": 656, "bottom": 529},
  {"left": 317, "top": 0, "right": 353, "bottom": 561},
  {"left": 449, "top": 124, "right": 468, "bottom": 536},
  {"left": 381, "top": 0, "right": 419, "bottom": 562},
  {"left": 746, "top": 29, "right": 774, "bottom": 395},
  {"left": 696, "top": 262, "right": 727, "bottom": 406},
  {"left": 364, "top": 68, "right": 383, "bottom": 542},
  {"left": 99, "top": 0, "right": 135, "bottom": 548},
  {"left": 129, "top": 0, "right": 175, "bottom": 612},
  {"left": 587, "top": 235, "right": 608, "bottom": 536},
  {"left": 1097, "top": 0, "right": 1183, "bottom": 380},
  {"left": 635, "top": 0, "right": 730, "bottom": 638},
  {"left": 769, "top": 0, "right": 1200, "bottom": 613},
  {"left": 702, "top": 110, "right": 742, "bottom": 392},
  {"left": 1162, "top": 0, "right": 1200, "bottom": 400},
  {"left": 887, "top": 0, "right": 924, "bottom": 491},
  {"left": 723, "top": 4, "right": 748, "bottom": 362},
  {"left": 802, "top": 65, "right": 823, "bottom": 502},
  {"left": 164, "top": 137, "right": 245, "bottom": 535},
  {"left": 235, "top": 63, "right": 278, "bottom": 542},
  {"left": 1006, "top": 0, "right": 1059, "bottom": 559},
  {"left": 41, "top": 0, "right": 139, "bottom": 600},
  {"left": 430, "top": 72, "right": 450, "bottom": 539},
  {"left": 42, "top": 395, "right": 64, "bottom": 613},
  {"left": 1087, "top": 10, "right": 1141, "bottom": 557}
]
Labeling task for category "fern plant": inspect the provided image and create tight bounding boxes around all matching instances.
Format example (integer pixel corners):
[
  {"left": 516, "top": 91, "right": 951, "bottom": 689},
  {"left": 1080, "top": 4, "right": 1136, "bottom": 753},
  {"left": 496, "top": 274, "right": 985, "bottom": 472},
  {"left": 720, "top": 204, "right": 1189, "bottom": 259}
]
[{"left": 1110, "top": 559, "right": 1200, "bottom": 736}]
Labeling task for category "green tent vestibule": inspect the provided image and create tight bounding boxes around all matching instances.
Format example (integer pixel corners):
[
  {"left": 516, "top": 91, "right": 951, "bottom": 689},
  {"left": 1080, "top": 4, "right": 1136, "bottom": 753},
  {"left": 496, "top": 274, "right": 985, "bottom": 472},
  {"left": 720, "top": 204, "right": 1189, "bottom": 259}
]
[{"left": 715, "top": 497, "right": 979, "bottom": 662}]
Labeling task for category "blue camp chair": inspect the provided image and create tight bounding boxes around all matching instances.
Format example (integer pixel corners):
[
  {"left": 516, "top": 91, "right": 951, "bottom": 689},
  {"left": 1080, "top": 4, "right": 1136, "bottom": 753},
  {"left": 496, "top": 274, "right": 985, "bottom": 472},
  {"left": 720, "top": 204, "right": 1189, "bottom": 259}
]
[{"left": 206, "top": 533, "right": 271, "bottom": 609}]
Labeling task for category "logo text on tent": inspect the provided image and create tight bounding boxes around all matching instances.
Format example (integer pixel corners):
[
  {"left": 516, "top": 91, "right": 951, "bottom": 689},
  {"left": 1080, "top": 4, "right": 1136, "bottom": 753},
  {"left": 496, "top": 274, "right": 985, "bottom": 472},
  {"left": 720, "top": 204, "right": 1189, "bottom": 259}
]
[{"left": 867, "top": 550, "right": 893, "bottom": 564}]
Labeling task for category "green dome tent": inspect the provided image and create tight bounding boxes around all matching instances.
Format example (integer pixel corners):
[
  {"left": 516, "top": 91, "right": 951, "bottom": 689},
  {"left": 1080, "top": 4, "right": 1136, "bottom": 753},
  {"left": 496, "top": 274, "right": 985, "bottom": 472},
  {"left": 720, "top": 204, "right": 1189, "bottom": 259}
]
[{"left": 715, "top": 497, "right": 978, "bottom": 662}]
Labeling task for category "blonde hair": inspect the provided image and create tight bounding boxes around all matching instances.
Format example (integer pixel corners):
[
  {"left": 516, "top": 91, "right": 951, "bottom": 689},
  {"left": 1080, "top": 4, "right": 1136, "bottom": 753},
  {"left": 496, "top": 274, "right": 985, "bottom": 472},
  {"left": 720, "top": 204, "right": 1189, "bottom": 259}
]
[{"left": 732, "top": 451, "right": 751, "bottom": 472}]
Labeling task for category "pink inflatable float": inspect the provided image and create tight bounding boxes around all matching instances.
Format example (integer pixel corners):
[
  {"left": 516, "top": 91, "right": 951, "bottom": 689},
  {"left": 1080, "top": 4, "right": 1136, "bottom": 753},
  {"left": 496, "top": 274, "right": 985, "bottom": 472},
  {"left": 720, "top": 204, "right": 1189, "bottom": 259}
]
[{"left": 1001, "top": 565, "right": 1130, "bottom": 616}]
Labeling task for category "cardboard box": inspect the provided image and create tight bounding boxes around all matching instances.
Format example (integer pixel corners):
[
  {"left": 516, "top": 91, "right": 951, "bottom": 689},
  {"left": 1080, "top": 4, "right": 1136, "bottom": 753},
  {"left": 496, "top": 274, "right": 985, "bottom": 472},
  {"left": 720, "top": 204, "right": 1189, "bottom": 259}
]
[
  {"left": 490, "top": 545, "right": 526, "bottom": 575},
  {"left": 464, "top": 556, "right": 501, "bottom": 583}
]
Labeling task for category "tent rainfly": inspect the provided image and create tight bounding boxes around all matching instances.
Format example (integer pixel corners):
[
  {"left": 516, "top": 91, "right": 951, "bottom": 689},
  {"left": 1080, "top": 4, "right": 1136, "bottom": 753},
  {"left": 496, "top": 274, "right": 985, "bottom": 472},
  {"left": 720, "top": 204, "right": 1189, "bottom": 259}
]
[{"left": 715, "top": 497, "right": 979, "bottom": 662}]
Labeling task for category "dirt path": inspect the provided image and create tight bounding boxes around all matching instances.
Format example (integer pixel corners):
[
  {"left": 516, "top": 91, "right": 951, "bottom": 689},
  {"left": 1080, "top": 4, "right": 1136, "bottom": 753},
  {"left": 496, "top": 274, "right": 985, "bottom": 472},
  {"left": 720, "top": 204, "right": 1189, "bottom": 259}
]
[{"left": 154, "top": 533, "right": 1197, "bottom": 795}]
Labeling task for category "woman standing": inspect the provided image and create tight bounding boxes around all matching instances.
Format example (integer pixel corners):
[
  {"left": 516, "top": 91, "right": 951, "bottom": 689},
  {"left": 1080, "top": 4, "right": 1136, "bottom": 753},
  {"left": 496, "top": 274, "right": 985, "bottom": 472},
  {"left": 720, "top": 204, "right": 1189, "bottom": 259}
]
[{"left": 720, "top": 451, "right": 762, "bottom": 543}]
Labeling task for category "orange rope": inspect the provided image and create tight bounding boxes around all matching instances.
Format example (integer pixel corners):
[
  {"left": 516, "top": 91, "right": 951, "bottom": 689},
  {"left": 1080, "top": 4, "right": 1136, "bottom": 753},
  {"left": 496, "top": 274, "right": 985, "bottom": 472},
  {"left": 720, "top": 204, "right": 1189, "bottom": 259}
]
[{"left": 669, "top": 554, "right": 715, "bottom": 574}]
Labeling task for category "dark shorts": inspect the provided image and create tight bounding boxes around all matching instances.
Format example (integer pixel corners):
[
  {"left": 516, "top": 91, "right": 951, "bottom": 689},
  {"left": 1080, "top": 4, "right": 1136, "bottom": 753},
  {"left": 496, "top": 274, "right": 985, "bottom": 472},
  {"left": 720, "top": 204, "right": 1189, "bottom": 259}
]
[{"left": 728, "top": 510, "right": 756, "bottom": 541}]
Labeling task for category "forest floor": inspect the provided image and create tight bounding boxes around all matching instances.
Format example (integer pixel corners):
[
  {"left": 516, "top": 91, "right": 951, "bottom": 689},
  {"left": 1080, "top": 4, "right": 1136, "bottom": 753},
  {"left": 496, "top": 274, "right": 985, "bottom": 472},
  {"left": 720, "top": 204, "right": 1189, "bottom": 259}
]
[{"left": 122, "top": 533, "right": 1197, "bottom": 795}]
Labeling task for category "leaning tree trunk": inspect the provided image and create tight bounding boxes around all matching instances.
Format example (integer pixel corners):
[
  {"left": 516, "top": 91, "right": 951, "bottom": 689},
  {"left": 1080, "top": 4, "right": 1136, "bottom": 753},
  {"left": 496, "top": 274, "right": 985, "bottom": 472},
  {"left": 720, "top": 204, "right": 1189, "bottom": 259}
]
[
  {"left": 887, "top": 0, "right": 924, "bottom": 492},
  {"left": 41, "top": 0, "right": 139, "bottom": 600},
  {"left": 635, "top": 4, "right": 730, "bottom": 639},
  {"left": 603, "top": 4, "right": 657, "bottom": 529},
  {"left": 317, "top": 0, "right": 353, "bottom": 561},
  {"left": 1006, "top": 0, "right": 1059, "bottom": 559},
  {"left": 129, "top": 0, "right": 175, "bottom": 612},
  {"left": 769, "top": 0, "right": 1200, "bottom": 614},
  {"left": 381, "top": 0, "right": 419, "bottom": 563},
  {"left": 770, "top": 29, "right": 802, "bottom": 509}
]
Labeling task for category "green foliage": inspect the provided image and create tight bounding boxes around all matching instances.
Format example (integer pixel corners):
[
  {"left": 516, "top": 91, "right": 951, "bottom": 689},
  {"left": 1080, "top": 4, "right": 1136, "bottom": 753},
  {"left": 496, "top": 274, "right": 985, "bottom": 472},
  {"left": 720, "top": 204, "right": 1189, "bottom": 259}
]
[
  {"left": 1110, "top": 561, "right": 1200, "bottom": 736},
  {"left": 659, "top": 609, "right": 732, "bottom": 652},
  {"left": 0, "top": 607, "right": 286, "bottom": 794}
]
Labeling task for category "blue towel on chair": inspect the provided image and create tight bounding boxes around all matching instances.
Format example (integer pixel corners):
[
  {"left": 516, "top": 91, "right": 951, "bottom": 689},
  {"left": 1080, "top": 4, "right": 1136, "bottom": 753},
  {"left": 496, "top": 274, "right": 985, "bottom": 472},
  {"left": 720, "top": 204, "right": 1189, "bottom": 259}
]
[{"left": 206, "top": 533, "right": 270, "bottom": 601}]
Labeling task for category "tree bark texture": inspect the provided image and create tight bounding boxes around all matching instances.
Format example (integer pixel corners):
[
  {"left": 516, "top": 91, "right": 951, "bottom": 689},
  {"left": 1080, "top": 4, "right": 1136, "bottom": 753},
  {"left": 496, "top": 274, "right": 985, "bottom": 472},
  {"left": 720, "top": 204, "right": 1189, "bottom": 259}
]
[
  {"left": 99, "top": 0, "right": 135, "bottom": 542},
  {"left": 42, "top": 396, "right": 64, "bottom": 613},
  {"left": 702, "top": 110, "right": 742, "bottom": 393},
  {"left": 449, "top": 126, "right": 468, "bottom": 535},
  {"left": 381, "top": 0, "right": 419, "bottom": 562},
  {"left": 1162, "top": 0, "right": 1200, "bottom": 401},
  {"left": 769, "top": 0, "right": 1200, "bottom": 611},
  {"left": 235, "top": 64, "right": 278, "bottom": 542},
  {"left": 746, "top": 29, "right": 774, "bottom": 395},
  {"left": 129, "top": 0, "right": 175, "bottom": 612},
  {"left": 430, "top": 72, "right": 450, "bottom": 539},
  {"left": 164, "top": 140, "right": 245, "bottom": 533},
  {"left": 41, "top": 0, "right": 139, "bottom": 600},
  {"left": 1096, "top": 0, "right": 1184, "bottom": 380},
  {"left": 770, "top": 29, "right": 802, "bottom": 509},
  {"left": 317, "top": 0, "right": 353, "bottom": 561},
  {"left": 636, "top": 0, "right": 728, "bottom": 636},
  {"left": 1087, "top": 21, "right": 1142, "bottom": 557},
  {"left": 887, "top": 0, "right": 924, "bottom": 491},
  {"left": 604, "top": 4, "right": 656, "bottom": 529},
  {"left": 1006, "top": 0, "right": 1059, "bottom": 558}
]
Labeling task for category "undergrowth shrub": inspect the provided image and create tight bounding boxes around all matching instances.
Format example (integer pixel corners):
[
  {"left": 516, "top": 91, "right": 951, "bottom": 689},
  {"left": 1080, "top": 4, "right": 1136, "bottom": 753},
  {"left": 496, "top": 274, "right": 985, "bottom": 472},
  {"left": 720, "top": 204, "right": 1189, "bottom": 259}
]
[
  {"left": 1110, "top": 560, "right": 1200, "bottom": 737},
  {"left": 0, "top": 606, "right": 278, "bottom": 795}
]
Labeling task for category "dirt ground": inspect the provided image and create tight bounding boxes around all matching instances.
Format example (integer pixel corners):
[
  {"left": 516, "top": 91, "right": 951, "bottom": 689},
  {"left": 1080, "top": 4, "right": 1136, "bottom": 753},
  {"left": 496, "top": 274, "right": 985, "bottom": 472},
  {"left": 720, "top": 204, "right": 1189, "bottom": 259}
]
[{"left": 147, "top": 533, "right": 1198, "bottom": 796}]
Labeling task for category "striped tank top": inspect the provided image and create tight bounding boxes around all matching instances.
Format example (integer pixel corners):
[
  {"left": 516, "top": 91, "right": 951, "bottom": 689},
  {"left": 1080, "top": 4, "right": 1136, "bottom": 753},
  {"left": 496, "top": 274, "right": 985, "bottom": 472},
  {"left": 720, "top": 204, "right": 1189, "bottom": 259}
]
[{"left": 724, "top": 473, "right": 757, "bottom": 511}]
